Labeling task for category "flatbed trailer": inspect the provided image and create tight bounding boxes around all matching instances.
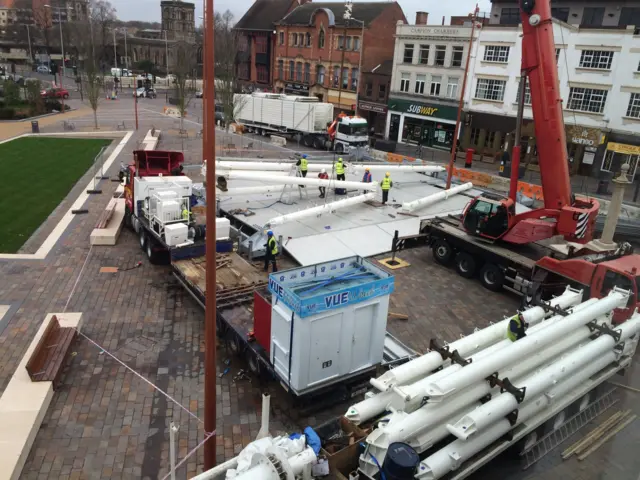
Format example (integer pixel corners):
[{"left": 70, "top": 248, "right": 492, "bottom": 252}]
[{"left": 171, "top": 251, "right": 412, "bottom": 405}]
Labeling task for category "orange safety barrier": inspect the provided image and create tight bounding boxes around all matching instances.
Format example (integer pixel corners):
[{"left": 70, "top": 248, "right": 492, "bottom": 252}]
[{"left": 450, "top": 166, "right": 545, "bottom": 201}]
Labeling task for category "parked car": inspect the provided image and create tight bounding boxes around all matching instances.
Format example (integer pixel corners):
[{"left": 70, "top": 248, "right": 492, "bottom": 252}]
[
  {"left": 36, "top": 65, "right": 50, "bottom": 74},
  {"left": 195, "top": 90, "right": 203, "bottom": 98},
  {"left": 133, "top": 87, "right": 157, "bottom": 98},
  {"left": 41, "top": 87, "right": 69, "bottom": 99}
]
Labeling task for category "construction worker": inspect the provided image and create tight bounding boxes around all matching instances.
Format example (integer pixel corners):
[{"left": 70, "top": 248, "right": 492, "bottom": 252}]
[
  {"left": 362, "top": 167, "right": 372, "bottom": 184},
  {"left": 335, "top": 157, "right": 346, "bottom": 181},
  {"left": 182, "top": 207, "right": 190, "bottom": 222},
  {"left": 318, "top": 168, "right": 329, "bottom": 198},
  {"left": 296, "top": 154, "right": 309, "bottom": 178},
  {"left": 264, "top": 231, "right": 278, "bottom": 273},
  {"left": 381, "top": 172, "right": 393, "bottom": 205},
  {"left": 507, "top": 312, "right": 527, "bottom": 341}
]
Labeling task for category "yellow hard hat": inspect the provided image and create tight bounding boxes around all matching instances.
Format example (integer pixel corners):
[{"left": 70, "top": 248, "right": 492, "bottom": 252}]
[
  {"left": 385, "top": 172, "right": 390, "bottom": 176},
  {"left": 365, "top": 167, "right": 370, "bottom": 171},
  {"left": 338, "top": 157, "right": 343, "bottom": 162}
]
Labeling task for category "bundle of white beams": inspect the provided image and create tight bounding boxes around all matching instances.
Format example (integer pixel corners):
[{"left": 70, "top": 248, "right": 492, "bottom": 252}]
[{"left": 348, "top": 287, "right": 640, "bottom": 479}]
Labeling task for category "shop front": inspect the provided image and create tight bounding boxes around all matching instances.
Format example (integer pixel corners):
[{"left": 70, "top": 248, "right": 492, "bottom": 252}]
[
  {"left": 386, "top": 97, "right": 458, "bottom": 151},
  {"left": 565, "top": 125, "right": 605, "bottom": 176},
  {"left": 600, "top": 135, "right": 640, "bottom": 179},
  {"left": 358, "top": 100, "right": 388, "bottom": 137}
]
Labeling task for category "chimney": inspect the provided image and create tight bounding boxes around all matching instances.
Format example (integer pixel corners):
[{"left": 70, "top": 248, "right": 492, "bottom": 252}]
[{"left": 415, "top": 11, "right": 428, "bottom": 25}]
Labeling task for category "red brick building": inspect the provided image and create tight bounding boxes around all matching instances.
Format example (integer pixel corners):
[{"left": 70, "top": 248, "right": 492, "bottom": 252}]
[
  {"left": 358, "top": 59, "right": 393, "bottom": 136},
  {"left": 234, "top": 0, "right": 304, "bottom": 91},
  {"left": 273, "top": 2, "right": 406, "bottom": 113}
]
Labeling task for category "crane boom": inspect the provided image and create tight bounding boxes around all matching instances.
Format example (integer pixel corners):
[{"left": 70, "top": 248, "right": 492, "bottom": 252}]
[{"left": 520, "top": 0, "right": 571, "bottom": 210}]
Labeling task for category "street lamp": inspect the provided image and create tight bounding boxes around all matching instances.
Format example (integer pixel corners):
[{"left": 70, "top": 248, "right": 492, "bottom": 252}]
[
  {"left": 163, "top": 30, "right": 170, "bottom": 80},
  {"left": 44, "top": 4, "right": 71, "bottom": 78},
  {"left": 350, "top": 17, "right": 365, "bottom": 115}
]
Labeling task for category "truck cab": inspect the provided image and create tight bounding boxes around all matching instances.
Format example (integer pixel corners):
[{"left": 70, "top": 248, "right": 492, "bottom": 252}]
[
  {"left": 330, "top": 115, "right": 369, "bottom": 153},
  {"left": 533, "top": 254, "right": 640, "bottom": 324}
]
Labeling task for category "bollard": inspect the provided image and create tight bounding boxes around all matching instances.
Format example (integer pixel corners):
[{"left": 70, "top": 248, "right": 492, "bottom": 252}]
[{"left": 465, "top": 148, "right": 474, "bottom": 168}]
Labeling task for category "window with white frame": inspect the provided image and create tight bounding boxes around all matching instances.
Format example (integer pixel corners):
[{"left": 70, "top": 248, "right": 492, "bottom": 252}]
[
  {"left": 451, "top": 46, "right": 464, "bottom": 67},
  {"left": 627, "top": 93, "right": 640, "bottom": 118},
  {"left": 567, "top": 87, "right": 608, "bottom": 113},
  {"left": 430, "top": 75, "right": 442, "bottom": 96},
  {"left": 475, "top": 78, "right": 506, "bottom": 101},
  {"left": 435, "top": 45, "right": 446, "bottom": 66},
  {"left": 419, "top": 44, "right": 429, "bottom": 64},
  {"left": 579, "top": 50, "right": 614, "bottom": 70},
  {"left": 415, "top": 74, "right": 426, "bottom": 94},
  {"left": 483, "top": 45, "right": 510, "bottom": 63},
  {"left": 446, "top": 77, "right": 459, "bottom": 98},
  {"left": 515, "top": 81, "right": 532, "bottom": 105},
  {"left": 403, "top": 44, "right": 414, "bottom": 64},
  {"left": 400, "top": 73, "right": 410, "bottom": 92}
]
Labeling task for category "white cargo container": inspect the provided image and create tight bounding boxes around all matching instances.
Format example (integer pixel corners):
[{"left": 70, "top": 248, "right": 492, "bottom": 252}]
[
  {"left": 268, "top": 256, "right": 394, "bottom": 396},
  {"left": 234, "top": 92, "right": 369, "bottom": 153}
]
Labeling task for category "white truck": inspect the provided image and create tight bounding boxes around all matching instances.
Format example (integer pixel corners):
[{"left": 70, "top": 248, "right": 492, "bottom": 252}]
[{"left": 234, "top": 92, "right": 369, "bottom": 153}]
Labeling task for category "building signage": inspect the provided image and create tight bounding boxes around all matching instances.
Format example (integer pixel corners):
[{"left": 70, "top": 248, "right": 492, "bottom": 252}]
[
  {"left": 358, "top": 100, "right": 387, "bottom": 114},
  {"left": 388, "top": 97, "right": 458, "bottom": 121},
  {"left": 607, "top": 142, "right": 640, "bottom": 156},
  {"left": 566, "top": 125, "right": 603, "bottom": 147},
  {"left": 268, "top": 261, "right": 394, "bottom": 318},
  {"left": 285, "top": 83, "right": 309, "bottom": 94},
  {"left": 405, "top": 27, "right": 464, "bottom": 39}
]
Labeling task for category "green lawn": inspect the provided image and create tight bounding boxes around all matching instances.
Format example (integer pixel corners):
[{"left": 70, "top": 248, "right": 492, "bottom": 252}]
[{"left": 0, "top": 137, "right": 111, "bottom": 253}]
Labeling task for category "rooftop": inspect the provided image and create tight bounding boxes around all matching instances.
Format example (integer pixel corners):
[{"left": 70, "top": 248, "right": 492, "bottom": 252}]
[
  {"left": 278, "top": 1, "right": 400, "bottom": 27},
  {"left": 234, "top": 0, "right": 297, "bottom": 31}
]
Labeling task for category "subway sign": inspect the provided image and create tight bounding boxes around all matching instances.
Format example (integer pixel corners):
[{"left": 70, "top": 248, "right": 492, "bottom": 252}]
[{"left": 388, "top": 97, "right": 458, "bottom": 120}]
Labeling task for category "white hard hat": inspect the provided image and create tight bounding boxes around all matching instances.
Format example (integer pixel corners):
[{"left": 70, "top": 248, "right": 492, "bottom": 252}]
[{"left": 321, "top": 168, "right": 326, "bottom": 174}]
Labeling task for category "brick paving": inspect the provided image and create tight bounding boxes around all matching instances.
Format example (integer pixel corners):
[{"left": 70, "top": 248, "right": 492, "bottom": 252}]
[{"left": 0, "top": 95, "right": 638, "bottom": 480}]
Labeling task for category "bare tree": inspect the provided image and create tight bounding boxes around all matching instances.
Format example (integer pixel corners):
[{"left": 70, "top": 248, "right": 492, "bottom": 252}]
[
  {"left": 172, "top": 40, "right": 197, "bottom": 132},
  {"left": 215, "top": 10, "right": 243, "bottom": 131},
  {"left": 69, "top": 18, "right": 103, "bottom": 128},
  {"left": 89, "top": 0, "right": 117, "bottom": 69}
]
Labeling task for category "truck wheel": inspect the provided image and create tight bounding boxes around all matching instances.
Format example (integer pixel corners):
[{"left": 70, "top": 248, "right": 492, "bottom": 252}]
[
  {"left": 139, "top": 229, "right": 147, "bottom": 250},
  {"left": 225, "top": 333, "right": 244, "bottom": 355},
  {"left": 335, "top": 143, "right": 344, "bottom": 154},
  {"left": 146, "top": 238, "right": 160, "bottom": 264},
  {"left": 455, "top": 252, "right": 477, "bottom": 278},
  {"left": 124, "top": 206, "right": 133, "bottom": 230},
  {"left": 313, "top": 137, "right": 325, "bottom": 150},
  {"left": 432, "top": 239, "right": 453, "bottom": 265},
  {"left": 480, "top": 264, "right": 505, "bottom": 291}
]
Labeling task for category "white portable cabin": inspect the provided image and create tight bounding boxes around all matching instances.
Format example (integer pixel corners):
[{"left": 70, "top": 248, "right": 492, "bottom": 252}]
[
  {"left": 268, "top": 256, "right": 394, "bottom": 396},
  {"left": 234, "top": 92, "right": 334, "bottom": 133}
]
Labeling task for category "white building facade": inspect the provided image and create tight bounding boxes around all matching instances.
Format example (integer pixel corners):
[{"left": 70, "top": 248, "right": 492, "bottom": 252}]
[
  {"left": 463, "top": 20, "right": 640, "bottom": 178},
  {"left": 385, "top": 23, "right": 479, "bottom": 151}
]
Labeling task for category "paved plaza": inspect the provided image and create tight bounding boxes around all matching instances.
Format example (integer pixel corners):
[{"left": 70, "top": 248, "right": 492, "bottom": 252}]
[{"left": 0, "top": 92, "right": 638, "bottom": 480}]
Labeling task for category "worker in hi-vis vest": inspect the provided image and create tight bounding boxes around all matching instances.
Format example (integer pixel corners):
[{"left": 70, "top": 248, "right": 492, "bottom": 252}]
[
  {"left": 507, "top": 312, "right": 527, "bottom": 341},
  {"left": 296, "top": 154, "right": 309, "bottom": 178},
  {"left": 264, "top": 230, "right": 278, "bottom": 273},
  {"left": 335, "top": 157, "right": 346, "bottom": 181},
  {"left": 182, "top": 207, "right": 190, "bottom": 221},
  {"left": 381, "top": 172, "right": 393, "bottom": 205}
]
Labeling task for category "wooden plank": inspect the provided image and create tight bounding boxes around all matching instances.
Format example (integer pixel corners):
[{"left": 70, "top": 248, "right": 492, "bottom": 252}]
[{"left": 577, "top": 414, "right": 637, "bottom": 461}]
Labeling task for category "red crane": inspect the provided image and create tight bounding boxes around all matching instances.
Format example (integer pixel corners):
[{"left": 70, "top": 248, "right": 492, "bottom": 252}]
[{"left": 461, "top": 0, "right": 600, "bottom": 245}]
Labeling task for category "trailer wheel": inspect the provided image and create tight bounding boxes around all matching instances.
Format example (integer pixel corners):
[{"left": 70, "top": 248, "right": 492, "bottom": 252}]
[
  {"left": 303, "top": 135, "right": 313, "bottom": 147},
  {"left": 480, "top": 263, "right": 504, "bottom": 291},
  {"left": 455, "top": 252, "right": 477, "bottom": 278},
  {"left": 313, "top": 137, "right": 325, "bottom": 150},
  {"left": 139, "top": 229, "right": 147, "bottom": 250},
  {"left": 432, "top": 239, "right": 453, "bottom": 265},
  {"left": 225, "top": 333, "right": 244, "bottom": 355},
  {"left": 246, "top": 350, "right": 262, "bottom": 377}
]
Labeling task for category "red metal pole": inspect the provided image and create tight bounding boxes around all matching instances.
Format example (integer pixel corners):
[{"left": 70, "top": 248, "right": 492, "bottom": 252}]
[
  {"left": 509, "top": 145, "right": 521, "bottom": 202},
  {"left": 446, "top": 5, "right": 479, "bottom": 189},
  {"left": 204, "top": 0, "right": 217, "bottom": 470}
]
